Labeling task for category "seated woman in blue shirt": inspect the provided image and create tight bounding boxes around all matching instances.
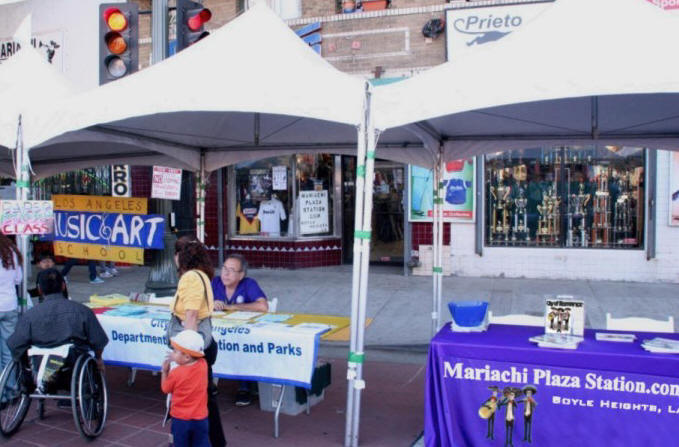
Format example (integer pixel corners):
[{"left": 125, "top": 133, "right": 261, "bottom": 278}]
[{"left": 211, "top": 254, "right": 268, "bottom": 313}]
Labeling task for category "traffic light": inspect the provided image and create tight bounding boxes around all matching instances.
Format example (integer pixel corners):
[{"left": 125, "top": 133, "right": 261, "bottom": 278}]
[
  {"left": 99, "top": 3, "right": 139, "bottom": 85},
  {"left": 176, "top": 0, "right": 212, "bottom": 53}
]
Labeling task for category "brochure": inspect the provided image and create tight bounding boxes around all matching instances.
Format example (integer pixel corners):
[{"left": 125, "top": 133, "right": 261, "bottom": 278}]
[
  {"left": 642, "top": 337, "right": 679, "bottom": 353},
  {"left": 544, "top": 296, "right": 585, "bottom": 336},
  {"left": 595, "top": 332, "right": 636, "bottom": 342},
  {"left": 529, "top": 333, "right": 584, "bottom": 350},
  {"left": 223, "top": 311, "right": 263, "bottom": 320}
]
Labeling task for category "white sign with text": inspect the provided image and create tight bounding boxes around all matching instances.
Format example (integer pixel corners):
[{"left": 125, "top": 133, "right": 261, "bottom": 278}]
[
  {"left": 151, "top": 166, "right": 182, "bottom": 200},
  {"left": 299, "top": 190, "right": 329, "bottom": 235}
]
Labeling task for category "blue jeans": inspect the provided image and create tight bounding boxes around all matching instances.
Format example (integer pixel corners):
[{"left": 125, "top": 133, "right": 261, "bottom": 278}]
[
  {"left": 61, "top": 259, "right": 97, "bottom": 281},
  {"left": 172, "top": 417, "right": 210, "bottom": 447},
  {"left": 0, "top": 310, "right": 18, "bottom": 371}
]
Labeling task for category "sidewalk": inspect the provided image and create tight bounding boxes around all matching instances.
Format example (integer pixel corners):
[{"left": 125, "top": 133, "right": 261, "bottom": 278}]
[
  {"left": 55, "top": 264, "right": 679, "bottom": 347},
  {"left": 1, "top": 358, "right": 424, "bottom": 447}
]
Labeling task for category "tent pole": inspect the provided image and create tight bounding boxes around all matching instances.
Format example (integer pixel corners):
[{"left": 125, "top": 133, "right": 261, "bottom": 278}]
[
  {"left": 350, "top": 110, "right": 378, "bottom": 447},
  {"left": 431, "top": 156, "right": 440, "bottom": 337},
  {"left": 217, "top": 168, "right": 224, "bottom": 266},
  {"left": 437, "top": 146, "right": 445, "bottom": 332},
  {"left": 15, "top": 116, "right": 29, "bottom": 312},
  {"left": 344, "top": 83, "right": 370, "bottom": 447}
]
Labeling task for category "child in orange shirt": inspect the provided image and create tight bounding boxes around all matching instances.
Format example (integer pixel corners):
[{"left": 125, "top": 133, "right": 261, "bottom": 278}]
[{"left": 161, "top": 330, "right": 209, "bottom": 447}]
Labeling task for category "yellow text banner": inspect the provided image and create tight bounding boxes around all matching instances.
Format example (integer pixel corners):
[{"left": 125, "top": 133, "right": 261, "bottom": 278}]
[
  {"left": 52, "top": 195, "right": 147, "bottom": 214},
  {"left": 54, "top": 241, "right": 144, "bottom": 265}
]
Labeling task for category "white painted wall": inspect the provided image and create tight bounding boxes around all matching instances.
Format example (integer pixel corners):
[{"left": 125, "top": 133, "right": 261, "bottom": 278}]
[
  {"left": 0, "top": 0, "right": 124, "bottom": 90},
  {"left": 449, "top": 151, "right": 679, "bottom": 283}
]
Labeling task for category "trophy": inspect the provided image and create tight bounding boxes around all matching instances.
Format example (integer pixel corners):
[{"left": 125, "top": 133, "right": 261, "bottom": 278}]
[
  {"left": 567, "top": 183, "right": 590, "bottom": 247},
  {"left": 489, "top": 169, "right": 512, "bottom": 244},
  {"left": 537, "top": 186, "right": 561, "bottom": 245},
  {"left": 613, "top": 173, "right": 633, "bottom": 244},
  {"left": 512, "top": 187, "right": 530, "bottom": 242},
  {"left": 591, "top": 169, "right": 612, "bottom": 246}
]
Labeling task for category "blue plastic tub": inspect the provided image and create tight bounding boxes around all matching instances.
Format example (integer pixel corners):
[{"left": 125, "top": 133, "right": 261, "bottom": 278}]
[{"left": 448, "top": 301, "right": 488, "bottom": 327}]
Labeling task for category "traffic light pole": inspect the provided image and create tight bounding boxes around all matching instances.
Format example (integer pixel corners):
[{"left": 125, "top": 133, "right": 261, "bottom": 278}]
[{"left": 144, "top": 0, "right": 178, "bottom": 296}]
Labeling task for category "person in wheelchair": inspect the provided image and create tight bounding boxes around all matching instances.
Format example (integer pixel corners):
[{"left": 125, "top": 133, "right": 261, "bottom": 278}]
[{"left": 7, "top": 268, "right": 108, "bottom": 389}]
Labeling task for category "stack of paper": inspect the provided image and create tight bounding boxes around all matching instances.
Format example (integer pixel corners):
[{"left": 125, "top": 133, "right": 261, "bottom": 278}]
[
  {"left": 595, "top": 332, "right": 636, "bottom": 343},
  {"left": 529, "top": 334, "right": 584, "bottom": 350},
  {"left": 642, "top": 337, "right": 679, "bottom": 353}
]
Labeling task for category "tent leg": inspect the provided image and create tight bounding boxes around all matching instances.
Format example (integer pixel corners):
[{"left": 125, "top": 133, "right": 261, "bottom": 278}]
[{"left": 345, "top": 119, "right": 368, "bottom": 447}]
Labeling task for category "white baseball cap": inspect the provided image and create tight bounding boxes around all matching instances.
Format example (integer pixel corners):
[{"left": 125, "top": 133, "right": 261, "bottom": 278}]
[{"left": 170, "top": 329, "right": 205, "bottom": 358}]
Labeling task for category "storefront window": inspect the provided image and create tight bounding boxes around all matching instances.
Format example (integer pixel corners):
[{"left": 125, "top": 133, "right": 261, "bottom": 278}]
[
  {"left": 484, "top": 146, "right": 645, "bottom": 249},
  {"left": 229, "top": 154, "right": 336, "bottom": 239},
  {"left": 296, "top": 154, "right": 334, "bottom": 237},
  {"left": 234, "top": 156, "right": 292, "bottom": 237},
  {"left": 31, "top": 167, "right": 112, "bottom": 199}
]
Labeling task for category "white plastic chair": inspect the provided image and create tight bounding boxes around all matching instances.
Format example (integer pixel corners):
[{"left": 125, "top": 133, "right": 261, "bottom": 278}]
[
  {"left": 605, "top": 313, "right": 674, "bottom": 333},
  {"left": 268, "top": 297, "right": 279, "bottom": 313},
  {"left": 488, "top": 311, "right": 543, "bottom": 327}
]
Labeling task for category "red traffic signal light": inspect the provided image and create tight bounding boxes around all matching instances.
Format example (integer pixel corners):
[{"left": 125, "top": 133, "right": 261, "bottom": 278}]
[
  {"left": 99, "top": 3, "right": 138, "bottom": 85},
  {"left": 176, "top": 0, "right": 212, "bottom": 52},
  {"left": 188, "top": 8, "right": 212, "bottom": 32}
]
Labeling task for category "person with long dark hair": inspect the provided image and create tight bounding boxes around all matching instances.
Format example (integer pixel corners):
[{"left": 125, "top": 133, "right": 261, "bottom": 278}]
[
  {"left": 0, "top": 233, "right": 22, "bottom": 372},
  {"left": 172, "top": 235, "right": 226, "bottom": 447}
]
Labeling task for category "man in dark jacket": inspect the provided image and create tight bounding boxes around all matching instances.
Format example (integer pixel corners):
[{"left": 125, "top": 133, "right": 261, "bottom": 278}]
[{"left": 8, "top": 268, "right": 108, "bottom": 371}]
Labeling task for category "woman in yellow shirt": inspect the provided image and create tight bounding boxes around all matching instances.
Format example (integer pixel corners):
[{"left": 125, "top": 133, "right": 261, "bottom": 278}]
[{"left": 173, "top": 236, "right": 225, "bottom": 447}]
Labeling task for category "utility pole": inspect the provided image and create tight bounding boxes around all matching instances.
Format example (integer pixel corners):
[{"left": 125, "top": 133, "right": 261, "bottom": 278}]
[{"left": 144, "top": 0, "right": 179, "bottom": 296}]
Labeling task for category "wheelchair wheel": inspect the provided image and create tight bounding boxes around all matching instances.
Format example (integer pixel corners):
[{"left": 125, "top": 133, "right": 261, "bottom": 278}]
[
  {"left": 71, "top": 355, "right": 107, "bottom": 438},
  {"left": 0, "top": 360, "right": 31, "bottom": 437}
]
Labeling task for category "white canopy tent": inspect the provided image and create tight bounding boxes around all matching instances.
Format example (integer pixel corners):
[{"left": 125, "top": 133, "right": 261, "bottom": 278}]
[
  {"left": 0, "top": 46, "right": 76, "bottom": 177},
  {"left": 372, "top": 0, "right": 679, "bottom": 338},
  {"left": 19, "top": 4, "right": 377, "bottom": 446}
]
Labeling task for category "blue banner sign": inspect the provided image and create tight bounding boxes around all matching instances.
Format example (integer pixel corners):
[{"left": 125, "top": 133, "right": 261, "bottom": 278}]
[{"left": 53, "top": 211, "right": 165, "bottom": 249}]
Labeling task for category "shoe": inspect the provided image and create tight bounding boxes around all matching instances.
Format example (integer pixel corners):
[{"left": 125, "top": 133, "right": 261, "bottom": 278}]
[
  {"left": 89, "top": 277, "right": 104, "bottom": 284},
  {"left": 235, "top": 390, "right": 252, "bottom": 407},
  {"left": 99, "top": 271, "right": 113, "bottom": 278},
  {"left": 110, "top": 268, "right": 119, "bottom": 276}
]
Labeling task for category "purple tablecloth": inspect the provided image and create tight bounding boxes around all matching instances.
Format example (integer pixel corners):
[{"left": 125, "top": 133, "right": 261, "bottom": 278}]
[{"left": 425, "top": 324, "right": 679, "bottom": 446}]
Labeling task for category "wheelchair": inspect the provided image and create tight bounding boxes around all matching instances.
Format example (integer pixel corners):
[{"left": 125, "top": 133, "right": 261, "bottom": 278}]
[{"left": 0, "top": 344, "right": 108, "bottom": 439}]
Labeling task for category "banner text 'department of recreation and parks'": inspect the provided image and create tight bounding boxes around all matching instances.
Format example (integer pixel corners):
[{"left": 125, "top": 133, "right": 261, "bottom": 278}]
[
  {"left": 51, "top": 194, "right": 162, "bottom": 264},
  {"left": 99, "top": 314, "right": 325, "bottom": 388}
]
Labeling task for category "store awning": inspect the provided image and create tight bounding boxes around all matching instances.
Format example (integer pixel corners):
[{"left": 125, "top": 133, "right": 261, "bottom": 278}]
[{"left": 372, "top": 0, "right": 679, "bottom": 167}]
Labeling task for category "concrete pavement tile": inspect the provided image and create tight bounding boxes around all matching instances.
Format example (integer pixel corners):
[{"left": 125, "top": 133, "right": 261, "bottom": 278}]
[{"left": 116, "top": 429, "right": 169, "bottom": 447}]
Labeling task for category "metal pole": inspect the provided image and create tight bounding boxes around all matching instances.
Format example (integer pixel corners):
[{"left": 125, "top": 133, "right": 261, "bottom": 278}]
[
  {"left": 196, "top": 152, "right": 206, "bottom": 243},
  {"left": 144, "top": 0, "right": 178, "bottom": 295},
  {"left": 217, "top": 167, "right": 224, "bottom": 266},
  {"left": 437, "top": 147, "right": 446, "bottom": 332},
  {"left": 350, "top": 99, "right": 378, "bottom": 447},
  {"left": 431, "top": 157, "right": 440, "bottom": 337},
  {"left": 344, "top": 83, "right": 370, "bottom": 447},
  {"left": 151, "top": 0, "right": 168, "bottom": 63},
  {"left": 15, "top": 116, "right": 29, "bottom": 311}
]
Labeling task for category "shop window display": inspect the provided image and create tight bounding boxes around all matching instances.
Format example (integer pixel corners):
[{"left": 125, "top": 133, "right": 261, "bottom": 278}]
[
  {"left": 234, "top": 156, "right": 291, "bottom": 237},
  {"left": 231, "top": 154, "right": 335, "bottom": 238},
  {"left": 484, "top": 147, "right": 645, "bottom": 249},
  {"left": 296, "top": 154, "right": 334, "bottom": 237}
]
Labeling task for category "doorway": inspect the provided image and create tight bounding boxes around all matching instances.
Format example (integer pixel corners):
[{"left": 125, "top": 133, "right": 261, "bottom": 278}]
[{"left": 342, "top": 157, "right": 405, "bottom": 265}]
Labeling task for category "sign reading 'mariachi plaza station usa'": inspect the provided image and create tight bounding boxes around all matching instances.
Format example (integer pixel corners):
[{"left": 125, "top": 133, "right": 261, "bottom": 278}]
[{"left": 52, "top": 195, "right": 164, "bottom": 264}]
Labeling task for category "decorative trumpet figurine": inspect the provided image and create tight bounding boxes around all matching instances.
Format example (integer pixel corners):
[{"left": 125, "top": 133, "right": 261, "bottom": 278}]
[
  {"left": 537, "top": 187, "right": 561, "bottom": 244},
  {"left": 512, "top": 187, "right": 530, "bottom": 242},
  {"left": 567, "top": 183, "right": 591, "bottom": 247}
]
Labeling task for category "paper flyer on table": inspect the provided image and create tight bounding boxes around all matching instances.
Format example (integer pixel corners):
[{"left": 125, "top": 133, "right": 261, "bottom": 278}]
[{"left": 223, "top": 311, "right": 262, "bottom": 320}]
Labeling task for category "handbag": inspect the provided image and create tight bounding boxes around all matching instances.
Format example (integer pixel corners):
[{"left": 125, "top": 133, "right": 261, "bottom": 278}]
[{"left": 167, "top": 270, "right": 213, "bottom": 349}]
